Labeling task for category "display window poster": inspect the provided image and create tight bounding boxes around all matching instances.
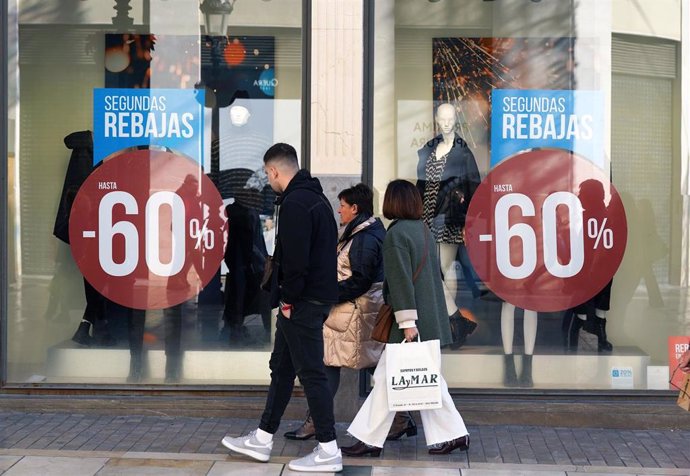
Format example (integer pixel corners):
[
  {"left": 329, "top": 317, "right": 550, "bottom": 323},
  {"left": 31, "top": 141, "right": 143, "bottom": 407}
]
[
  {"left": 97, "top": 34, "right": 205, "bottom": 165},
  {"left": 490, "top": 89, "right": 604, "bottom": 169},
  {"left": 432, "top": 37, "right": 577, "bottom": 174},
  {"left": 93, "top": 88, "right": 205, "bottom": 165},
  {"left": 669, "top": 336, "right": 690, "bottom": 390},
  {"left": 439, "top": 38, "right": 626, "bottom": 312},
  {"left": 74, "top": 34, "right": 227, "bottom": 310}
]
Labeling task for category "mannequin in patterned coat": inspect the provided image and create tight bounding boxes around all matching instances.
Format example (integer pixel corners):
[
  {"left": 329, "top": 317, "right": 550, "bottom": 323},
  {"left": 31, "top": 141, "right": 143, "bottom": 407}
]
[{"left": 416, "top": 103, "right": 481, "bottom": 347}]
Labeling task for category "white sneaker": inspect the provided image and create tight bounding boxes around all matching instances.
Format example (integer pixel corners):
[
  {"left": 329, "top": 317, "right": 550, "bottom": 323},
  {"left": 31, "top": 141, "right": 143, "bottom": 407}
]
[
  {"left": 221, "top": 430, "right": 273, "bottom": 462},
  {"left": 288, "top": 445, "right": 343, "bottom": 472}
]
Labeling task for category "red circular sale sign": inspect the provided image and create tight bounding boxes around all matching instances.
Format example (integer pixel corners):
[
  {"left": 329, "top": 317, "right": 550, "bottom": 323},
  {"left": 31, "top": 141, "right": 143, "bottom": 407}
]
[
  {"left": 465, "top": 149, "right": 627, "bottom": 312},
  {"left": 69, "top": 150, "right": 226, "bottom": 309}
]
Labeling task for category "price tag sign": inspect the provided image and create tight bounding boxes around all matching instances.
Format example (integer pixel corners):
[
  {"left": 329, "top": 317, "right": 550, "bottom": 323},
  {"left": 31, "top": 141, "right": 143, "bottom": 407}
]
[
  {"left": 69, "top": 150, "right": 226, "bottom": 310},
  {"left": 465, "top": 149, "right": 627, "bottom": 312}
]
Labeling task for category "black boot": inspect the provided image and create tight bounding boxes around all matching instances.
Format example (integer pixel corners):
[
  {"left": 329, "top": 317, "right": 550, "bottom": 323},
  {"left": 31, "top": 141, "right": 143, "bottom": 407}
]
[
  {"left": 596, "top": 317, "right": 613, "bottom": 352},
  {"left": 519, "top": 354, "right": 533, "bottom": 387},
  {"left": 448, "top": 310, "right": 477, "bottom": 350},
  {"left": 503, "top": 354, "right": 518, "bottom": 387},
  {"left": 72, "top": 321, "right": 94, "bottom": 346},
  {"left": 567, "top": 316, "right": 584, "bottom": 352},
  {"left": 386, "top": 412, "right": 417, "bottom": 440},
  {"left": 284, "top": 411, "right": 315, "bottom": 440},
  {"left": 165, "top": 355, "right": 182, "bottom": 383},
  {"left": 127, "top": 353, "right": 144, "bottom": 383}
]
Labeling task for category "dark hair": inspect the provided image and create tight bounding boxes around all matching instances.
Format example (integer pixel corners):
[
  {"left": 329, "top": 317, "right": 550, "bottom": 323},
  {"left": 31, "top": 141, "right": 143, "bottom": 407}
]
[
  {"left": 337, "top": 183, "right": 374, "bottom": 217},
  {"left": 382, "top": 179, "right": 423, "bottom": 220},
  {"left": 263, "top": 143, "right": 299, "bottom": 168}
]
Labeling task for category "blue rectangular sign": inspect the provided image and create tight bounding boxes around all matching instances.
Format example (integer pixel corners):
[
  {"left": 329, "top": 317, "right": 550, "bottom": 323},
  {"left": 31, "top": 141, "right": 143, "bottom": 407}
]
[
  {"left": 490, "top": 89, "right": 604, "bottom": 169},
  {"left": 93, "top": 88, "right": 205, "bottom": 165}
]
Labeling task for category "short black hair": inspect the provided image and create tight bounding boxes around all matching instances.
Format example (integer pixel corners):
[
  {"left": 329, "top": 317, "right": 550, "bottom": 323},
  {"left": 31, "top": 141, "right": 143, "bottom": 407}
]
[
  {"left": 337, "top": 183, "right": 374, "bottom": 217},
  {"left": 263, "top": 143, "right": 299, "bottom": 168},
  {"left": 382, "top": 179, "right": 423, "bottom": 220}
]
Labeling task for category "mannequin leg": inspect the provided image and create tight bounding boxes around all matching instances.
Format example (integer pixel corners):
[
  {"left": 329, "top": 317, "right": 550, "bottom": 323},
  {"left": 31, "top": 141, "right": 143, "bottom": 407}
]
[
  {"left": 501, "top": 302, "right": 515, "bottom": 355},
  {"left": 440, "top": 243, "right": 478, "bottom": 348},
  {"left": 439, "top": 243, "right": 459, "bottom": 314},
  {"left": 594, "top": 308, "right": 613, "bottom": 352},
  {"left": 519, "top": 310, "right": 538, "bottom": 387},
  {"left": 523, "top": 310, "right": 537, "bottom": 356},
  {"left": 593, "top": 281, "right": 613, "bottom": 352},
  {"left": 500, "top": 302, "right": 517, "bottom": 386}
]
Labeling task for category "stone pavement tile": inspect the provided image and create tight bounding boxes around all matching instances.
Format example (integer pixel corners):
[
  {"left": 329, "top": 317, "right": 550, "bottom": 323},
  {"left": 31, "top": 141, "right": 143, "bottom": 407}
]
[
  {"left": 372, "top": 467, "right": 459, "bottom": 475},
  {"left": 207, "top": 461, "right": 284, "bottom": 475},
  {"left": 3, "top": 456, "right": 107, "bottom": 476},
  {"left": 38, "top": 416, "right": 84, "bottom": 450},
  {"left": 0, "top": 455, "right": 21, "bottom": 471},
  {"left": 162, "top": 421, "right": 204, "bottom": 453},
  {"left": 462, "top": 470, "right": 565, "bottom": 476},
  {"left": 282, "top": 463, "right": 373, "bottom": 475},
  {"left": 95, "top": 458, "right": 212, "bottom": 476},
  {"left": 565, "top": 473, "right": 651, "bottom": 476}
]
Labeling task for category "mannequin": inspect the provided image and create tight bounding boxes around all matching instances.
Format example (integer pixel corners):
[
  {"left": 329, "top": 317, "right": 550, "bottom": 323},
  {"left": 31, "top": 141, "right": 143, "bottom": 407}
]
[
  {"left": 567, "top": 180, "right": 613, "bottom": 353},
  {"left": 53, "top": 131, "right": 116, "bottom": 346},
  {"left": 501, "top": 303, "right": 537, "bottom": 387},
  {"left": 416, "top": 103, "right": 481, "bottom": 347}
]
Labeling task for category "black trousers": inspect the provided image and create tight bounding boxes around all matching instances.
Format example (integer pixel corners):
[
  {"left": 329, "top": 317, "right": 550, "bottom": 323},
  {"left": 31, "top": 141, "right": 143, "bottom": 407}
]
[{"left": 259, "top": 302, "right": 336, "bottom": 442}]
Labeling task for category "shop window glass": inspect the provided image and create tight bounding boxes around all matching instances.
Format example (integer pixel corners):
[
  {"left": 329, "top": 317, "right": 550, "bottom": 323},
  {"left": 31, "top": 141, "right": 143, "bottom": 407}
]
[
  {"left": 372, "top": 0, "right": 682, "bottom": 391},
  {"left": 6, "top": 0, "right": 303, "bottom": 385}
]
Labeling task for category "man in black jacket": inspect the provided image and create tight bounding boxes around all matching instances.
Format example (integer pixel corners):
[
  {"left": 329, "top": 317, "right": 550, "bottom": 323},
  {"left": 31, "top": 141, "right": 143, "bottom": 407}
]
[{"left": 221, "top": 143, "right": 342, "bottom": 473}]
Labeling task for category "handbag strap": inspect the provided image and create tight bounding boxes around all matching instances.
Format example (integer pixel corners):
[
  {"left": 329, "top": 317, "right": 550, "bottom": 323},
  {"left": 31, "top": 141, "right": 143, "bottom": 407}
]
[{"left": 411, "top": 222, "right": 430, "bottom": 283}]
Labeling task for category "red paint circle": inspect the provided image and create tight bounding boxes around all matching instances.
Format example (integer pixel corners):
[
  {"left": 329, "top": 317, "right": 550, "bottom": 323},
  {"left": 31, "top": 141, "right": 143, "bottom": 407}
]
[
  {"left": 69, "top": 150, "right": 226, "bottom": 310},
  {"left": 223, "top": 39, "right": 246, "bottom": 65},
  {"left": 465, "top": 150, "right": 627, "bottom": 312}
]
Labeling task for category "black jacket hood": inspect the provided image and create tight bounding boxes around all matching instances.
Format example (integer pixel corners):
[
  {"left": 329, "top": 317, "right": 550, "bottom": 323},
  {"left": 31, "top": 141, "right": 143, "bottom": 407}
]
[
  {"left": 275, "top": 169, "right": 324, "bottom": 204},
  {"left": 64, "top": 130, "right": 93, "bottom": 150}
]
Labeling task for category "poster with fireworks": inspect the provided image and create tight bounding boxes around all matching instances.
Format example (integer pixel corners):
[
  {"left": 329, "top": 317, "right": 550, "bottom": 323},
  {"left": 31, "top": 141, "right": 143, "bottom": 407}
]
[
  {"left": 200, "top": 36, "right": 276, "bottom": 207},
  {"left": 430, "top": 37, "right": 576, "bottom": 173}
]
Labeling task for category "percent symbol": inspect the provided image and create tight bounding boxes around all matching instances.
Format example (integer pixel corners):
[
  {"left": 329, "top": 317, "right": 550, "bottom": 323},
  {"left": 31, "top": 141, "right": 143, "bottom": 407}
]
[
  {"left": 587, "top": 217, "right": 613, "bottom": 249},
  {"left": 189, "top": 218, "right": 215, "bottom": 250}
]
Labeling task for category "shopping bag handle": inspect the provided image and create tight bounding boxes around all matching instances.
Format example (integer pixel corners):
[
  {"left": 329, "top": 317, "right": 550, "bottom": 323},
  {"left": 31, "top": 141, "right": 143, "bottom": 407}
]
[{"left": 400, "top": 335, "right": 421, "bottom": 343}]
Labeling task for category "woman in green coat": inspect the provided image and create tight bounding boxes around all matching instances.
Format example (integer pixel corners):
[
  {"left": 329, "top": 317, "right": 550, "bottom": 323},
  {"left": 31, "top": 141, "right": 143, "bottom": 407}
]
[{"left": 343, "top": 179, "right": 470, "bottom": 457}]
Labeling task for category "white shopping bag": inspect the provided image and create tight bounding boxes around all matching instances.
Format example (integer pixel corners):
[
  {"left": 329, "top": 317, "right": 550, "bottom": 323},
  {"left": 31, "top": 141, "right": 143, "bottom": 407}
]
[{"left": 385, "top": 338, "right": 442, "bottom": 411}]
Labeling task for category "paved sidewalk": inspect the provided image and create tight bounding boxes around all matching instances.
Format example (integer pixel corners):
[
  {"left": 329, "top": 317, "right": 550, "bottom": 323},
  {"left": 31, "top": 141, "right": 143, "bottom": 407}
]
[{"left": 0, "top": 412, "right": 689, "bottom": 475}]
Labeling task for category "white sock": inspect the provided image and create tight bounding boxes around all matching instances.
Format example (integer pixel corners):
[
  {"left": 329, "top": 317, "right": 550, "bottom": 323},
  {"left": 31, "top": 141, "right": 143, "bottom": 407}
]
[
  {"left": 576, "top": 314, "right": 587, "bottom": 321},
  {"left": 319, "top": 439, "right": 339, "bottom": 455},
  {"left": 255, "top": 428, "right": 273, "bottom": 444}
]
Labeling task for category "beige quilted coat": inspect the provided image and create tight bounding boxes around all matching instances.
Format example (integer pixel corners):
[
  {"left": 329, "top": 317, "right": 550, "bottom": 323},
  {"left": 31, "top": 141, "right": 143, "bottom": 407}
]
[{"left": 323, "top": 219, "right": 385, "bottom": 369}]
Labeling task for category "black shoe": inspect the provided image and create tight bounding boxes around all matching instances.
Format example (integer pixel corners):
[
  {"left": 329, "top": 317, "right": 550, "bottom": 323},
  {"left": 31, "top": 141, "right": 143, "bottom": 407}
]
[
  {"left": 283, "top": 412, "right": 315, "bottom": 440},
  {"left": 428, "top": 435, "right": 469, "bottom": 455},
  {"left": 448, "top": 310, "right": 477, "bottom": 349},
  {"left": 518, "top": 354, "right": 533, "bottom": 387},
  {"left": 341, "top": 440, "right": 382, "bottom": 457},
  {"left": 72, "top": 322, "right": 94, "bottom": 346},
  {"left": 595, "top": 317, "right": 613, "bottom": 352},
  {"left": 567, "top": 315, "right": 584, "bottom": 352},
  {"left": 386, "top": 412, "right": 417, "bottom": 440},
  {"left": 503, "top": 354, "right": 518, "bottom": 387},
  {"left": 127, "top": 355, "right": 144, "bottom": 383},
  {"left": 165, "top": 355, "right": 182, "bottom": 383}
]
